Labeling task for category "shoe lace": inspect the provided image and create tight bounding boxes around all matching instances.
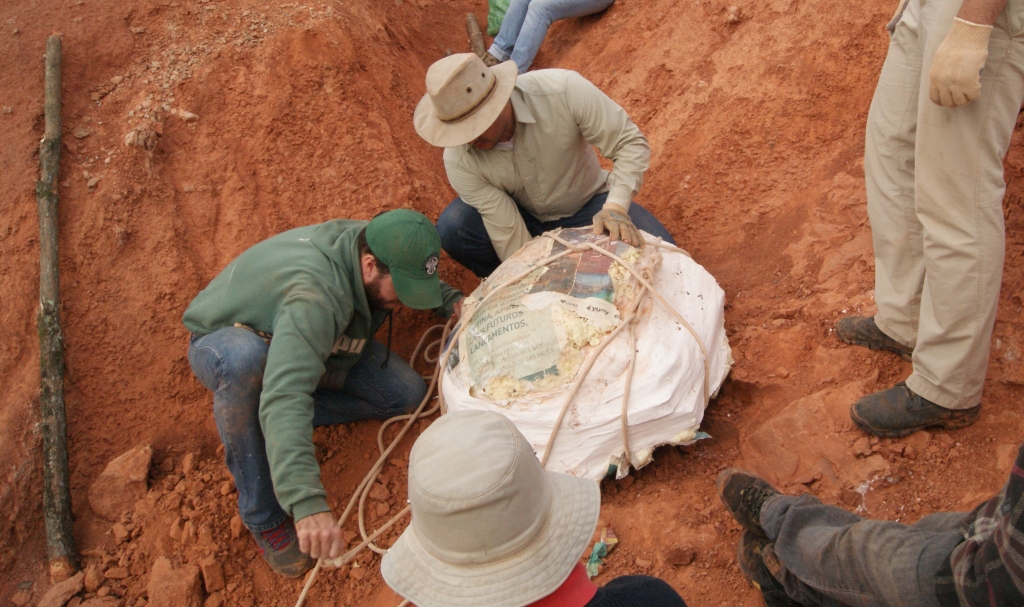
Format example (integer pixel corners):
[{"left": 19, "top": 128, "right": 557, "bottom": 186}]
[
  {"left": 260, "top": 523, "right": 293, "bottom": 551},
  {"left": 740, "top": 486, "right": 774, "bottom": 524}
]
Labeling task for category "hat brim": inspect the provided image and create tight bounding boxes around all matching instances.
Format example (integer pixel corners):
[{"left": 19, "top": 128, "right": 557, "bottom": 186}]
[
  {"left": 391, "top": 269, "right": 444, "bottom": 310},
  {"left": 414, "top": 61, "right": 519, "bottom": 148},
  {"left": 382, "top": 471, "right": 600, "bottom": 607}
]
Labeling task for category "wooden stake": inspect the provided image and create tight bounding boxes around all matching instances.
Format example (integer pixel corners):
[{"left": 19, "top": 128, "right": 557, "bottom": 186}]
[
  {"left": 36, "top": 34, "right": 78, "bottom": 582},
  {"left": 465, "top": 13, "right": 486, "bottom": 58}
]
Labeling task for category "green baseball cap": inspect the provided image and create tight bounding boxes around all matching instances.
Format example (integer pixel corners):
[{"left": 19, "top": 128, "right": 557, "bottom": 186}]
[{"left": 366, "top": 209, "right": 444, "bottom": 310}]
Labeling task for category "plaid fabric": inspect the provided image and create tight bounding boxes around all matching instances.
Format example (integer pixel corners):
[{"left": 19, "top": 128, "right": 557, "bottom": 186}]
[{"left": 935, "top": 443, "right": 1024, "bottom": 606}]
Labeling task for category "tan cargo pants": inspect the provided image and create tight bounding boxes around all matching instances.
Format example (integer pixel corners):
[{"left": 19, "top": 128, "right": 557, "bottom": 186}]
[{"left": 865, "top": 0, "right": 1024, "bottom": 410}]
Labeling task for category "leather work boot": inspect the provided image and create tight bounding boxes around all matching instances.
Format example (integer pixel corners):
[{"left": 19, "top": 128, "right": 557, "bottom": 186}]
[
  {"left": 253, "top": 519, "right": 313, "bottom": 578},
  {"left": 850, "top": 382, "right": 981, "bottom": 439},
  {"left": 737, "top": 531, "right": 805, "bottom": 607},
  {"left": 481, "top": 51, "right": 502, "bottom": 67},
  {"left": 716, "top": 469, "right": 779, "bottom": 537},
  {"left": 836, "top": 316, "right": 913, "bottom": 361}
]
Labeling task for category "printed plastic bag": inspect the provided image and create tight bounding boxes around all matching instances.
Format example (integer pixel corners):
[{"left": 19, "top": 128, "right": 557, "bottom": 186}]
[{"left": 442, "top": 228, "right": 732, "bottom": 480}]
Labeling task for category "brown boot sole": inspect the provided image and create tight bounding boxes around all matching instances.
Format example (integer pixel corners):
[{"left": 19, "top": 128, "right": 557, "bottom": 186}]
[
  {"left": 836, "top": 332, "right": 913, "bottom": 362},
  {"left": 850, "top": 405, "right": 980, "bottom": 439}
]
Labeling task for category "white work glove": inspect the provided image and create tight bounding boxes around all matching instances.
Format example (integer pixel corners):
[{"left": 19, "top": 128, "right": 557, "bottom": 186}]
[
  {"left": 929, "top": 18, "right": 992, "bottom": 107},
  {"left": 592, "top": 202, "right": 644, "bottom": 247}
]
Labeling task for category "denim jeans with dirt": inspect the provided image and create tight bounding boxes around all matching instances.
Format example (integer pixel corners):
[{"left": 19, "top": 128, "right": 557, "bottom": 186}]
[{"left": 188, "top": 326, "right": 426, "bottom": 533}]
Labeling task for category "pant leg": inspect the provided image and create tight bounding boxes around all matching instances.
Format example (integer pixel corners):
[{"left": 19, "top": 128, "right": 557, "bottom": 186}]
[
  {"left": 761, "top": 494, "right": 964, "bottom": 607},
  {"left": 489, "top": 0, "right": 533, "bottom": 61},
  {"left": 536, "top": 191, "right": 677, "bottom": 244},
  {"left": 905, "top": 0, "right": 1024, "bottom": 410},
  {"left": 866, "top": 0, "right": 926, "bottom": 349},
  {"left": 188, "top": 327, "right": 288, "bottom": 532},
  {"left": 437, "top": 197, "right": 505, "bottom": 278},
  {"left": 507, "top": 0, "right": 616, "bottom": 73},
  {"left": 311, "top": 340, "right": 427, "bottom": 426}
]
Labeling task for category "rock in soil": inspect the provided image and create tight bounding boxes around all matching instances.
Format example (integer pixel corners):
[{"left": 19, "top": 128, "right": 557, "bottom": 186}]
[
  {"left": 88, "top": 444, "right": 153, "bottom": 520},
  {"left": 147, "top": 557, "right": 203, "bottom": 607},
  {"left": 37, "top": 571, "right": 84, "bottom": 607}
]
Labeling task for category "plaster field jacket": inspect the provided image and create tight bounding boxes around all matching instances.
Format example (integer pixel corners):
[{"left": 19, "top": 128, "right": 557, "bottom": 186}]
[
  {"left": 935, "top": 441, "right": 1024, "bottom": 605},
  {"left": 183, "top": 220, "right": 462, "bottom": 521},
  {"left": 443, "top": 69, "right": 650, "bottom": 261}
]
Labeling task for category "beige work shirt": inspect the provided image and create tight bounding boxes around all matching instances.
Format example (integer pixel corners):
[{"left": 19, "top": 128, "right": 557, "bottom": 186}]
[{"left": 443, "top": 69, "right": 650, "bottom": 261}]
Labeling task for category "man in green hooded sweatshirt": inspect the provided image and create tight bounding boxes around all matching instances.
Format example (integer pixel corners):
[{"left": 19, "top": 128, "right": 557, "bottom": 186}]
[{"left": 182, "top": 209, "right": 463, "bottom": 577}]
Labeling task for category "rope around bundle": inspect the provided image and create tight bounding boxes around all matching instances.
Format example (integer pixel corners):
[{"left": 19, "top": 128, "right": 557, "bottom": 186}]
[{"left": 293, "top": 231, "right": 711, "bottom": 607}]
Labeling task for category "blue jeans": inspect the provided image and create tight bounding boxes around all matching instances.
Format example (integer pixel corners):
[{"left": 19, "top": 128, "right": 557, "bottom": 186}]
[
  {"left": 436, "top": 191, "right": 675, "bottom": 277},
  {"left": 761, "top": 494, "right": 964, "bottom": 607},
  {"left": 187, "top": 326, "right": 426, "bottom": 532},
  {"left": 489, "top": 0, "right": 615, "bottom": 73}
]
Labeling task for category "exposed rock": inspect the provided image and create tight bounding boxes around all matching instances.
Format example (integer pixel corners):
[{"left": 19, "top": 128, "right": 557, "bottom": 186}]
[
  {"left": 147, "top": 557, "right": 203, "bottom": 607},
  {"left": 229, "top": 515, "right": 244, "bottom": 539},
  {"left": 665, "top": 544, "right": 696, "bottom": 566},
  {"left": 10, "top": 590, "right": 31, "bottom": 606},
  {"left": 37, "top": 571, "right": 84, "bottom": 607},
  {"left": 88, "top": 444, "right": 153, "bottom": 520},
  {"left": 852, "top": 437, "right": 872, "bottom": 457},
  {"left": 103, "top": 566, "right": 128, "bottom": 579},
  {"left": 368, "top": 483, "right": 390, "bottom": 501},
  {"left": 84, "top": 564, "right": 104, "bottom": 593},
  {"left": 80, "top": 598, "right": 118, "bottom": 607},
  {"left": 200, "top": 556, "right": 225, "bottom": 592},
  {"left": 203, "top": 595, "right": 224, "bottom": 607}
]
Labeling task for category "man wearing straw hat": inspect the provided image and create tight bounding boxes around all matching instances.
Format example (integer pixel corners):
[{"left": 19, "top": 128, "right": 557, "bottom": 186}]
[
  {"left": 183, "top": 210, "right": 464, "bottom": 578},
  {"left": 382, "top": 410, "right": 689, "bottom": 607},
  {"left": 415, "top": 53, "right": 676, "bottom": 278}
]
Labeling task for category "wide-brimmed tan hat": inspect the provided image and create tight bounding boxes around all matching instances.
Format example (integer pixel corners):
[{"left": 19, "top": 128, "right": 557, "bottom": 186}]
[
  {"left": 381, "top": 410, "right": 600, "bottom": 607},
  {"left": 414, "top": 53, "right": 518, "bottom": 148}
]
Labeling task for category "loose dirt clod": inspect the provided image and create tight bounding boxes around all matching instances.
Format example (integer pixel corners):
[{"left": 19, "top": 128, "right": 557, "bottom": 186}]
[
  {"left": 88, "top": 445, "right": 152, "bottom": 521},
  {"left": 36, "top": 571, "right": 84, "bottom": 607},
  {"left": 147, "top": 557, "right": 202, "bottom": 607}
]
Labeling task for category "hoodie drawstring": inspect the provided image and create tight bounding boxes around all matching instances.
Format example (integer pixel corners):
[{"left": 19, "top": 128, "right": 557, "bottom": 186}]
[{"left": 381, "top": 311, "right": 393, "bottom": 369}]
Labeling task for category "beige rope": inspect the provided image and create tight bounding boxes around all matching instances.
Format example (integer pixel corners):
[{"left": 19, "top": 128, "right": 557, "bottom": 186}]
[
  {"left": 296, "top": 231, "right": 710, "bottom": 606},
  {"left": 294, "top": 320, "right": 453, "bottom": 607}
]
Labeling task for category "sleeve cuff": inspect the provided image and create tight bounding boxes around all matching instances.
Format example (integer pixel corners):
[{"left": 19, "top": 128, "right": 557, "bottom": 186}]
[
  {"left": 605, "top": 188, "right": 633, "bottom": 211},
  {"left": 291, "top": 496, "right": 331, "bottom": 522}
]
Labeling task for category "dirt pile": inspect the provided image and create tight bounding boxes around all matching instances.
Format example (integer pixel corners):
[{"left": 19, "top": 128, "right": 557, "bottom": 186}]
[{"left": 3, "top": 0, "right": 1024, "bottom": 604}]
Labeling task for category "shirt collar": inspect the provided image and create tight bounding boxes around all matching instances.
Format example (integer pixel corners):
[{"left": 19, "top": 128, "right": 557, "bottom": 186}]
[
  {"left": 510, "top": 86, "right": 536, "bottom": 124},
  {"left": 526, "top": 564, "right": 598, "bottom": 607}
]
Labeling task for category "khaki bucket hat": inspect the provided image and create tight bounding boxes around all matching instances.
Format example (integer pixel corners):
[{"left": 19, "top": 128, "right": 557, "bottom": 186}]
[
  {"left": 382, "top": 410, "right": 600, "bottom": 607},
  {"left": 414, "top": 53, "right": 518, "bottom": 148}
]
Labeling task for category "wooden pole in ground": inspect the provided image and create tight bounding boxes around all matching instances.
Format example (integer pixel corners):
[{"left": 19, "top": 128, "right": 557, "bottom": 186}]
[
  {"left": 466, "top": 13, "right": 486, "bottom": 58},
  {"left": 36, "top": 34, "right": 78, "bottom": 582}
]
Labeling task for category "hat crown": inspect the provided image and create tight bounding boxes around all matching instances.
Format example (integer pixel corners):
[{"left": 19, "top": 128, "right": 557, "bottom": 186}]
[
  {"left": 365, "top": 209, "right": 443, "bottom": 309},
  {"left": 425, "top": 53, "right": 498, "bottom": 123},
  {"left": 408, "top": 411, "right": 552, "bottom": 565}
]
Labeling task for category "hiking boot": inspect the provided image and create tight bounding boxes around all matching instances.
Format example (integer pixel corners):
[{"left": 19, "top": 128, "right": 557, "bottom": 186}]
[
  {"left": 850, "top": 382, "right": 980, "bottom": 439},
  {"left": 481, "top": 51, "right": 502, "bottom": 67},
  {"left": 252, "top": 520, "right": 313, "bottom": 578},
  {"left": 716, "top": 469, "right": 779, "bottom": 537},
  {"left": 737, "top": 531, "right": 804, "bottom": 607},
  {"left": 836, "top": 316, "right": 913, "bottom": 361}
]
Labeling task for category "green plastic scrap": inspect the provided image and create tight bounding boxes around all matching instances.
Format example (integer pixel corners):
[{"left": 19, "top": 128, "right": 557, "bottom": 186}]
[{"left": 586, "top": 528, "right": 618, "bottom": 578}]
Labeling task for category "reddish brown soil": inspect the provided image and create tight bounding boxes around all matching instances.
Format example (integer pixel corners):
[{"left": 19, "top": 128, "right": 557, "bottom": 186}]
[{"left": 3, "top": 0, "right": 1024, "bottom": 605}]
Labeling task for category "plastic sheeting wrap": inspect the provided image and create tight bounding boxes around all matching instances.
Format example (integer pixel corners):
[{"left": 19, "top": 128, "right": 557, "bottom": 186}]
[{"left": 442, "top": 228, "right": 732, "bottom": 480}]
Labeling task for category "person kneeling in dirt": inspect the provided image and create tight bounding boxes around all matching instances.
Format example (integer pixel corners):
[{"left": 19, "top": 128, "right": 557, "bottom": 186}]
[
  {"left": 182, "top": 209, "right": 463, "bottom": 578},
  {"left": 381, "top": 410, "right": 689, "bottom": 607},
  {"left": 414, "top": 52, "right": 676, "bottom": 278},
  {"left": 716, "top": 457, "right": 1024, "bottom": 607}
]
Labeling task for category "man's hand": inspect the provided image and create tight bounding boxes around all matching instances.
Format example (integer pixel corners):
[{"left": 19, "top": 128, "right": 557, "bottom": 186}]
[
  {"left": 592, "top": 202, "right": 645, "bottom": 247},
  {"left": 451, "top": 298, "right": 464, "bottom": 323},
  {"left": 929, "top": 18, "right": 992, "bottom": 107},
  {"left": 295, "top": 511, "right": 346, "bottom": 559}
]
